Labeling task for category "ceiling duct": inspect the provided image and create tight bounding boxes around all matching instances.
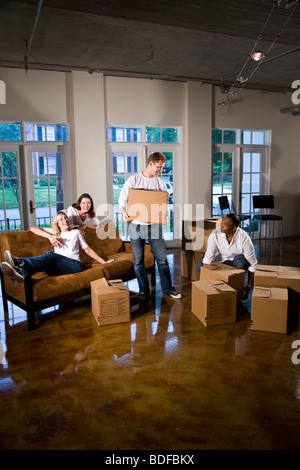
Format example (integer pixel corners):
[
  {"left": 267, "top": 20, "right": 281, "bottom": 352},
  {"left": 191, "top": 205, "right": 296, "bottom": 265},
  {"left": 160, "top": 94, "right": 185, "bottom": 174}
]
[{"left": 280, "top": 106, "right": 300, "bottom": 115}]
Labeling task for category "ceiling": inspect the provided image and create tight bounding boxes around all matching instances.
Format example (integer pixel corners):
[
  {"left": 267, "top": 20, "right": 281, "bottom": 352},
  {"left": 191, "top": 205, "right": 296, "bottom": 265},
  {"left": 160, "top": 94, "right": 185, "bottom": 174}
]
[{"left": 1, "top": 0, "right": 300, "bottom": 93}]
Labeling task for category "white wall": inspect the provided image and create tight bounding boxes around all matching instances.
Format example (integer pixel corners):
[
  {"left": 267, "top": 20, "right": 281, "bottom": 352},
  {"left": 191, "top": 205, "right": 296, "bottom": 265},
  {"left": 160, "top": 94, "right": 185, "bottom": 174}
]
[
  {"left": 0, "top": 67, "right": 299, "bottom": 236},
  {"left": 0, "top": 68, "right": 67, "bottom": 122}
]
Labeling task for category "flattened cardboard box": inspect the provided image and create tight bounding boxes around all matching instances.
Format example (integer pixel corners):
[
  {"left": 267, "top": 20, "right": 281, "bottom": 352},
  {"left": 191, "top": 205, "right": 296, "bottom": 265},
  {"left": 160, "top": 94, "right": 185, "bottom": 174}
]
[
  {"left": 181, "top": 250, "right": 204, "bottom": 281},
  {"left": 254, "top": 264, "right": 300, "bottom": 293},
  {"left": 192, "top": 279, "right": 237, "bottom": 327},
  {"left": 91, "top": 278, "right": 130, "bottom": 326},
  {"left": 182, "top": 217, "right": 222, "bottom": 252},
  {"left": 251, "top": 286, "right": 288, "bottom": 334},
  {"left": 127, "top": 188, "right": 169, "bottom": 224},
  {"left": 200, "top": 262, "right": 246, "bottom": 294}
]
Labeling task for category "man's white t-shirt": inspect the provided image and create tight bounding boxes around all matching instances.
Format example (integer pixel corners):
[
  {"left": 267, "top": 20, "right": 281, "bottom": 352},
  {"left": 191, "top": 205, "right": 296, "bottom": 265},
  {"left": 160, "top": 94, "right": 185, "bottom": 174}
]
[
  {"left": 119, "top": 173, "right": 167, "bottom": 225},
  {"left": 65, "top": 206, "right": 100, "bottom": 227},
  {"left": 44, "top": 228, "right": 88, "bottom": 262}
]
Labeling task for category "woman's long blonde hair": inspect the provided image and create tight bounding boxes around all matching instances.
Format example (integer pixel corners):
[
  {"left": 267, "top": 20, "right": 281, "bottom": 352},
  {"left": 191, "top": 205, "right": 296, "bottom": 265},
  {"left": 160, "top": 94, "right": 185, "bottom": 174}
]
[{"left": 52, "top": 211, "right": 72, "bottom": 235}]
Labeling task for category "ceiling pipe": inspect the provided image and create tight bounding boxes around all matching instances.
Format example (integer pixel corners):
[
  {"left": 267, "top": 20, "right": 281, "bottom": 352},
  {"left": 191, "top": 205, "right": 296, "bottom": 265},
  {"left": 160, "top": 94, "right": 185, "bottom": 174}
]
[
  {"left": 280, "top": 106, "right": 300, "bottom": 115},
  {"left": 24, "top": 0, "right": 43, "bottom": 73}
]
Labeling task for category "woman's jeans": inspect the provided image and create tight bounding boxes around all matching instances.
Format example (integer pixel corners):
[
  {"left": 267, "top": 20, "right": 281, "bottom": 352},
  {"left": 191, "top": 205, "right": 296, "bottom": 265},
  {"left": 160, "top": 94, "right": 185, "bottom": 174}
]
[
  {"left": 17, "top": 251, "right": 82, "bottom": 279},
  {"left": 196, "top": 254, "right": 250, "bottom": 273},
  {"left": 129, "top": 223, "right": 174, "bottom": 295}
]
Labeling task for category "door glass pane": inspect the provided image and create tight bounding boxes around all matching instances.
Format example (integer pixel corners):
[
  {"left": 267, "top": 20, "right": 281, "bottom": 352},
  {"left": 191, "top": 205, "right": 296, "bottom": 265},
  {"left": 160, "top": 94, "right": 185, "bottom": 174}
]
[
  {"left": 212, "top": 152, "right": 222, "bottom": 172},
  {"left": 0, "top": 151, "right": 22, "bottom": 232},
  {"left": 223, "top": 152, "right": 232, "bottom": 172},
  {"left": 32, "top": 151, "right": 64, "bottom": 227},
  {"left": 161, "top": 151, "right": 174, "bottom": 241},
  {"left": 251, "top": 173, "right": 260, "bottom": 192},
  {"left": 241, "top": 151, "right": 263, "bottom": 233},
  {"left": 252, "top": 153, "right": 261, "bottom": 172},
  {"left": 242, "top": 173, "right": 251, "bottom": 193},
  {"left": 243, "top": 153, "right": 251, "bottom": 172},
  {"left": 112, "top": 150, "right": 138, "bottom": 239}
]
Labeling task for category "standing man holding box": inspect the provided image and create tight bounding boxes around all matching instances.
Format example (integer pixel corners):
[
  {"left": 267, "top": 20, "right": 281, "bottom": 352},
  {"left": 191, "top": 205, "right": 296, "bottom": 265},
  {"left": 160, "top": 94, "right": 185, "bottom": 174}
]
[{"left": 119, "top": 152, "right": 182, "bottom": 300}]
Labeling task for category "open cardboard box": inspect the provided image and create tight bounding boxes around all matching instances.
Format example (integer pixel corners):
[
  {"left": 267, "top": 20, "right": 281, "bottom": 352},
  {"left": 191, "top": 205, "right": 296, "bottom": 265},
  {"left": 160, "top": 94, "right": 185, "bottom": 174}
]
[
  {"left": 127, "top": 188, "right": 169, "bottom": 224},
  {"left": 200, "top": 262, "right": 246, "bottom": 294},
  {"left": 91, "top": 278, "right": 130, "bottom": 326},
  {"left": 254, "top": 264, "right": 300, "bottom": 293},
  {"left": 192, "top": 279, "right": 237, "bottom": 327},
  {"left": 251, "top": 286, "right": 288, "bottom": 334}
]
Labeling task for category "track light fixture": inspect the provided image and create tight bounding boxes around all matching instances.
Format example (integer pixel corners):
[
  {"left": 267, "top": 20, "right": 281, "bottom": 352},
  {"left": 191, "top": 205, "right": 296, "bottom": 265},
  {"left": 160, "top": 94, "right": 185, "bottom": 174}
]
[
  {"left": 251, "top": 51, "right": 265, "bottom": 61},
  {"left": 277, "top": 0, "right": 298, "bottom": 9},
  {"left": 219, "top": 0, "right": 299, "bottom": 105}
]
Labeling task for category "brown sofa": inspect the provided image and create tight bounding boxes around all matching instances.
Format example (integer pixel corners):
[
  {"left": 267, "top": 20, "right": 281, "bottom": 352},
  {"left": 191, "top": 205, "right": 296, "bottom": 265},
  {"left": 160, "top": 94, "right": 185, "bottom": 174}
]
[{"left": 0, "top": 220, "right": 155, "bottom": 330}]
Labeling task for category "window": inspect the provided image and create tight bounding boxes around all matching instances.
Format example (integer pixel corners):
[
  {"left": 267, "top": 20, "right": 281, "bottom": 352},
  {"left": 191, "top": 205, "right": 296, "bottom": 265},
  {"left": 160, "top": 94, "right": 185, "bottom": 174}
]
[
  {"left": 146, "top": 127, "right": 179, "bottom": 143},
  {"left": 25, "top": 123, "right": 69, "bottom": 142},
  {"left": 0, "top": 150, "right": 21, "bottom": 231},
  {"left": 31, "top": 151, "right": 64, "bottom": 227},
  {"left": 211, "top": 128, "right": 270, "bottom": 234},
  {"left": 242, "top": 130, "right": 265, "bottom": 145},
  {"left": 212, "top": 129, "right": 237, "bottom": 145},
  {"left": 0, "top": 122, "right": 22, "bottom": 141},
  {"left": 107, "top": 126, "right": 142, "bottom": 142},
  {"left": 0, "top": 121, "right": 70, "bottom": 231},
  {"left": 112, "top": 150, "right": 138, "bottom": 238},
  {"left": 107, "top": 125, "right": 181, "bottom": 245},
  {"left": 212, "top": 151, "right": 233, "bottom": 216}
]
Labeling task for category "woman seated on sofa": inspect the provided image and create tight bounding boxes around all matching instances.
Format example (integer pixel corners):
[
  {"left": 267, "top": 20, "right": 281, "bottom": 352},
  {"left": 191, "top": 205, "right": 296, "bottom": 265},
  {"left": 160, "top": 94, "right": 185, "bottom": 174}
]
[
  {"left": 0, "top": 211, "right": 114, "bottom": 283},
  {"left": 65, "top": 193, "right": 99, "bottom": 231}
]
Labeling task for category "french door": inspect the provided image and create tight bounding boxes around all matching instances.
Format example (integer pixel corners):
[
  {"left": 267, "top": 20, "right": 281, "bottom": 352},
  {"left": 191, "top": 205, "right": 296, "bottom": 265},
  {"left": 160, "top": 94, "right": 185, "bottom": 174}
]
[
  {"left": 108, "top": 144, "right": 181, "bottom": 246},
  {"left": 0, "top": 144, "right": 71, "bottom": 233},
  {"left": 0, "top": 146, "right": 23, "bottom": 232},
  {"left": 22, "top": 145, "right": 71, "bottom": 229},
  {"left": 212, "top": 145, "right": 269, "bottom": 235}
]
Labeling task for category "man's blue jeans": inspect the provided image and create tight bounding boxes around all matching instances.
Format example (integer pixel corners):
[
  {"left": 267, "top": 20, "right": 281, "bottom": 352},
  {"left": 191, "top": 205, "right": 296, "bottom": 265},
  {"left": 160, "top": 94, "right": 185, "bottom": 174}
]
[
  {"left": 196, "top": 254, "right": 250, "bottom": 272},
  {"left": 129, "top": 223, "right": 174, "bottom": 295},
  {"left": 18, "top": 251, "right": 82, "bottom": 279}
]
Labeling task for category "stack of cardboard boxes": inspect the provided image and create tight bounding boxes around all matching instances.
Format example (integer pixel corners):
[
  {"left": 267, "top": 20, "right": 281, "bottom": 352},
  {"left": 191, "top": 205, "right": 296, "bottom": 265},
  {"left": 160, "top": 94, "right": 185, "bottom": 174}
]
[
  {"left": 191, "top": 262, "right": 246, "bottom": 328},
  {"left": 251, "top": 265, "right": 300, "bottom": 334},
  {"left": 181, "top": 218, "right": 221, "bottom": 281}
]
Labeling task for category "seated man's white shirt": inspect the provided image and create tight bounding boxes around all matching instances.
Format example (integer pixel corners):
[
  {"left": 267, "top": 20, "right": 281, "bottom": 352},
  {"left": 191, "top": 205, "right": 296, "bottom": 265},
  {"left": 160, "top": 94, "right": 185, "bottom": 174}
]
[
  {"left": 44, "top": 228, "right": 88, "bottom": 261},
  {"left": 202, "top": 227, "right": 257, "bottom": 272}
]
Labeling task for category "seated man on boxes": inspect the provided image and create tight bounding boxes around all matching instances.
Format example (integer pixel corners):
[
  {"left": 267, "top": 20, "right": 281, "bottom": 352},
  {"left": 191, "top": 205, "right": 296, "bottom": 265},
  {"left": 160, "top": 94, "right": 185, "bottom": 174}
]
[
  {"left": 119, "top": 152, "right": 181, "bottom": 300},
  {"left": 196, "top": 213, "right": 257, "bottom": 300}
]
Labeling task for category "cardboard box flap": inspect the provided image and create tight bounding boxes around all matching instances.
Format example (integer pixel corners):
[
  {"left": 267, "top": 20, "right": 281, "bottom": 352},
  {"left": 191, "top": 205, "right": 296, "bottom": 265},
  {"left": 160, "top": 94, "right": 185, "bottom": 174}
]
[
  {"left": 271, "top": 287, "right": 289, "bottom": 300},
  {"left": 278, "top": 266, "right": 300, "bottom": 273},
  {"left": 107, "top": 279, "right": 129, "bottom": 290},
  {"left": 256, "top": 265, "right": 277, "bottom": 273},
  {"left": 194, "top": 279, "right": 234, "bottom": 295},
  {"left": 207, "top": 262, "right": 244, "bottom": 276},
  {"left": 212, "top": 281, "right": 235, "bottom": 292},
  {"left": 277, "top": 270, "right": 300, "bottom": 279},
  {"left": 253, "top": 287, "right": 271, "bottom": 298}
]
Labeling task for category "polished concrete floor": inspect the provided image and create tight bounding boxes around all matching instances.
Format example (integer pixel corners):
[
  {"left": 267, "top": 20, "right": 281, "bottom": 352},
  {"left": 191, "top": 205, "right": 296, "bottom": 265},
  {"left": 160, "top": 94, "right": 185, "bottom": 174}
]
[{"left": 0, "top": 237, "right": 299, "bottom": 450}]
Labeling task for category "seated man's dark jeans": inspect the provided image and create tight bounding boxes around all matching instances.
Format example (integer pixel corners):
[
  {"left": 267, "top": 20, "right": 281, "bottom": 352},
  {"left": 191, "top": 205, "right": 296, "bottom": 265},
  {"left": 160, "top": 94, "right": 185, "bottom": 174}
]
[{"left": 196, "top": 254, "right": 250, "bottom": 273}]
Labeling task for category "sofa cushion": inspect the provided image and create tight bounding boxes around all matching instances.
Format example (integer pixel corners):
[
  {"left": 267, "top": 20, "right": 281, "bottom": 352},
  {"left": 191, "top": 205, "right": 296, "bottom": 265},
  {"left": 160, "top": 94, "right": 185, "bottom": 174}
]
[{"left": 79, "top": 220, "right": 124, "bottom": 265}]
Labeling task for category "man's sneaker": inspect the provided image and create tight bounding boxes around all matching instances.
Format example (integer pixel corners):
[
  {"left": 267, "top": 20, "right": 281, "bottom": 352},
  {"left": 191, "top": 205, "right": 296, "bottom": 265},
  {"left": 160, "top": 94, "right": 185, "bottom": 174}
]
[
  {"left": 169, "top": 290, "right": 182, "bottom": 300},
  {"left": 1, "top": 262, "right": 24, "bottom": 283},
  {"left": 4, "top": 250, "right": 15, "bottom": 266}
]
